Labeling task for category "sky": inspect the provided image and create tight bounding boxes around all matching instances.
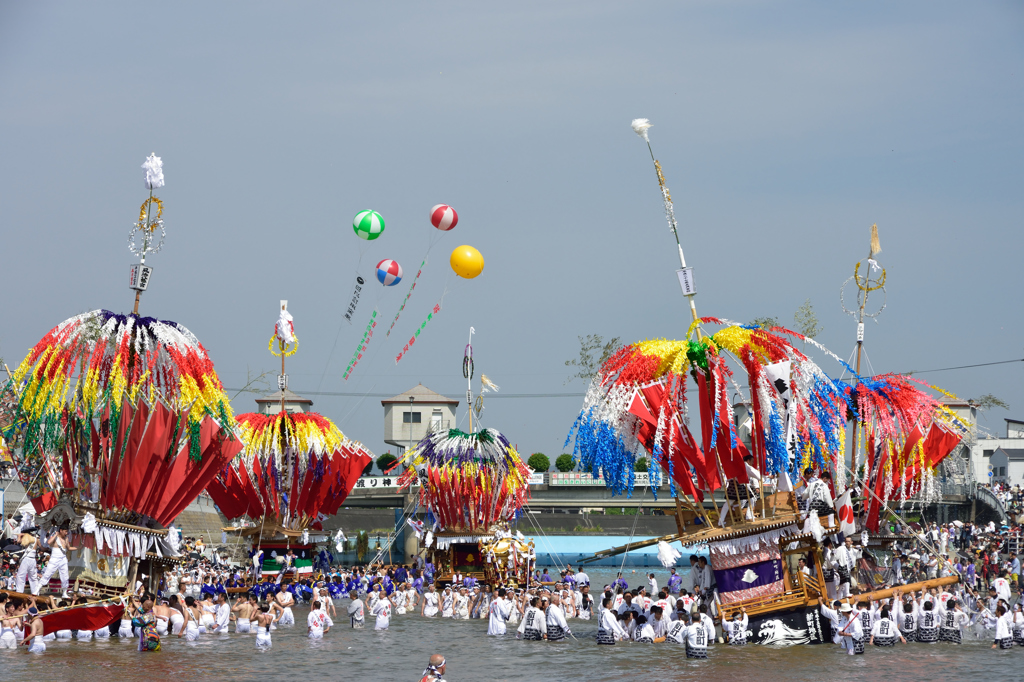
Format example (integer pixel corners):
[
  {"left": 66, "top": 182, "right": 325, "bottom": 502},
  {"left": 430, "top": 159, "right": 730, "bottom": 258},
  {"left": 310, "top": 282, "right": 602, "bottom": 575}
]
[{"left": 1, "top": 1, "right": 1021, "bottom": 466}]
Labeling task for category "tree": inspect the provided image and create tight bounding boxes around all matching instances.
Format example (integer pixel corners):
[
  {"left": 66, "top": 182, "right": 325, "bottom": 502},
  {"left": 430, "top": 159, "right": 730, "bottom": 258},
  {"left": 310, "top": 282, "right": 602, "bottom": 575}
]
[
  {"left": 356, "top": 531, "right": 369, "bottom": 562},
  {"left": 974, "top": 394, "right": 1010, "bottom": 411},
  {"left": 635, "top": 457, "right": 649, "bottom": 473},
  {"left": 793, "top": 299, "right": 822, "bottom": 338},
  {"left": 555, "top": 454, "right": 575, "bottom": 472},
  {"left": 362, "top": 460, "right": 374, "bottom": 476},
  {"left": 527, "top": 453, "right": 550, "bottom": 472},
  {"left": 565, "top": 334, "right": 621, "bottom": 384},
  {"left": 748, "top": 316, "right": 779, "bottom": 330},
  {"left": 377, "top": 453, "right": 398, "bottom": 473},
  {"left": 231, "top": 366, "right": 273, "bottom": 400}
]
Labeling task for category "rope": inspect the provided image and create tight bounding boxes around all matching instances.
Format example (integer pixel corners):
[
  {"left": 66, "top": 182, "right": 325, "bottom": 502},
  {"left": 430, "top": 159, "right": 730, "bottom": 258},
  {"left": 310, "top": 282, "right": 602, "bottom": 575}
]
[
  {"left": 520, "top": 505, "right": 567, "bottom": 573},
  {"left": 368, "top": 494, "right": 419, "bottom": 566},
  {"left": 618, "top": 486, "right": 649, "bottom": 575}
]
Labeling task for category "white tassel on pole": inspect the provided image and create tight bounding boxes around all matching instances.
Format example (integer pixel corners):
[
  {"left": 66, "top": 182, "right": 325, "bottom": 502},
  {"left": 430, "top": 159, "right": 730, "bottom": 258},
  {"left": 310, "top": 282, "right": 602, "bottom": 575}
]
[{"left": 142, "top": 153, "right": 164, "bottom": 189}]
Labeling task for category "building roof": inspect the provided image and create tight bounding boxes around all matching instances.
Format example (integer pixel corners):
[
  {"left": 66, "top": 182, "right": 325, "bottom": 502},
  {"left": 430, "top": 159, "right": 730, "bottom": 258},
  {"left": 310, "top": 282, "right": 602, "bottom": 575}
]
[
  {"left": 381, "top": 384, "right": 459, "bottom": 406},
  {"left": 255, "top": 388, "right": 314, "bottom": 405},
  {"left": 995, "top": 448, "right": 1024, "bottom": 461},
  {"left": 1006, "top": 418, "right": 1024, "bottom": 425}
]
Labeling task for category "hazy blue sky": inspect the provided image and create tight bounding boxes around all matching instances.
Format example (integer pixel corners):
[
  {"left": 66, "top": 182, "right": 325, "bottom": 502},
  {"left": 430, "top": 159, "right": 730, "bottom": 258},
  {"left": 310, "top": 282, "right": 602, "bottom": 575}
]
[{"left": 1, "top": 2, "right": 1021, "bottom": 464}]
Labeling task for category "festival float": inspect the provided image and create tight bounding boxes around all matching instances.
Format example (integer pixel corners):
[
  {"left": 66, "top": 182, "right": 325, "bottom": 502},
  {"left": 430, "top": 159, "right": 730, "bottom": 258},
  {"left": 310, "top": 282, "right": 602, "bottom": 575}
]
[
  {"left": 565, "top": 121, "right": 967, "bottom": 645},
  {"left": 206, "top": 303, "right": 372, "bottom": 582},
  {"left": 0, "top": 155, "right": 242, "bottom": 631},
  {"left": 393, "top": 331, "right": 534, "bottom": 586}
]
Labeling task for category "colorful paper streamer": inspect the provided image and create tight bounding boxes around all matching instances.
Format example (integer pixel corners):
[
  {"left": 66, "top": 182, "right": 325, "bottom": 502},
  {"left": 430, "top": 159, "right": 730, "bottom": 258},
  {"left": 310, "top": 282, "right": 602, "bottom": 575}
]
[
  {"left": 386, "top": 258, "right": 427, "bottom": 337},
  {"left": 343, "top": 309, "right": 378, "bottom": 381},
  {"left": 394, "top": 302, "right": 441, "bottom": 365}
]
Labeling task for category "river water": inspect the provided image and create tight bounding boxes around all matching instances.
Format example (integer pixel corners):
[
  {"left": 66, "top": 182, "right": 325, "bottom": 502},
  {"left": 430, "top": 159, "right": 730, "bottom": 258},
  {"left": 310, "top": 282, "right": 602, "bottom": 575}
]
[{"left": 2, "top": 568, "right": 1016, "bottom": 681}]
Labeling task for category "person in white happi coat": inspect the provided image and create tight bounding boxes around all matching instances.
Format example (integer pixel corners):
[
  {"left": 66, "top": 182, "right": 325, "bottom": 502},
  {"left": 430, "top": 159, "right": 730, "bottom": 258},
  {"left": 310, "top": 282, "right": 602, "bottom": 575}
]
[
  {"left": 15, "top": 530, "right": 41, "bottom": 595},
  {"left": 517, "top": 597, "right": 545, "bottom": 640},
  {"left": 421, "top": 584, "right": 439, "bottom": 617},
  {"left": 836, "top": 603, "right": 864, "bottom": 655},
  {"left": 833, "top": 536, "right": 858, "bottom": 599},
  {"left": 307, "top": 601, "right": 333, "bottom": 638},
  {"left": 869, "top": 606, "right": 906, "bottom": 646},
  {"left": 597, "top": 596, "right": 623, "bottom": 645},
  {"left": 545, "top": 594, "right": 571, "bottom": 641},
  {"left": 212, "top": 593, "right": 231, "bottom": 633},
  {"left": 371, "top": 593, "right": 392, "bottom": 630},
  {"left": 487, "top": 588, "right": 512, "bottom": 635}
]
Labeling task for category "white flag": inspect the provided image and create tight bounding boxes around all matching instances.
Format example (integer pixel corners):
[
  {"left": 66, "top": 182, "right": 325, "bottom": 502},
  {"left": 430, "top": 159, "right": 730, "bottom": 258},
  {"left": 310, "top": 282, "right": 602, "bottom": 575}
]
[
  {"left": 835, "top": 490, "right": 856, "bottom": 537},
  {"left": 777, "top": 469, "right": 794, "bottom": 492}
]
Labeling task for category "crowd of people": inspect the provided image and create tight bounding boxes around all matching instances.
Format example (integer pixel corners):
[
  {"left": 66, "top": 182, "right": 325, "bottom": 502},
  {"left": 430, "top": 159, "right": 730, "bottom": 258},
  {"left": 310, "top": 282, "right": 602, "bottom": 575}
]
[{"left": 0, "top": 543, "right": 1023, "bottom": 663}]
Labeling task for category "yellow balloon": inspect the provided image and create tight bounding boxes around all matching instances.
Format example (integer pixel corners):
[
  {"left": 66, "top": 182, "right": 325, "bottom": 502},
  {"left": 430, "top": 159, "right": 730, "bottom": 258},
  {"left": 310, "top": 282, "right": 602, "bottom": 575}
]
[{"left": 450, "top": 245, "right": 485, "bottom": 279}]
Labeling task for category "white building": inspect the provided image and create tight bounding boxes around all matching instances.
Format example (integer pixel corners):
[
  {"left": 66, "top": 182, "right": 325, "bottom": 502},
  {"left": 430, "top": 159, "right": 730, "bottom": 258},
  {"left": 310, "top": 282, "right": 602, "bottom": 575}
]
[
  {"left": 382, "top": 384, "right": 459, "bottom": 454},
  {"left": 254, "top": 388, "right": 314, "bottom": 415},
  {"left": 977, "top": 418, "right": 1024, "bottom": 485}
]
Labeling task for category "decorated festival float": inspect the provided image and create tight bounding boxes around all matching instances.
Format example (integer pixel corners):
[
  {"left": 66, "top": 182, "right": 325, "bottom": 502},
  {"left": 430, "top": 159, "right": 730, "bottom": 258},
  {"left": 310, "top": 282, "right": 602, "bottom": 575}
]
[
  {"left": 393, "top": 332, "right": 535, "bottom": 587},
  {"left": 207, "top": 302, "right": 372, "bottom": 583},
  {"left": 565, "top": 121, "right": 968, "bottom": 645},
  {"left": 0, "top": 155, "right": 243, "bottom": 631}
]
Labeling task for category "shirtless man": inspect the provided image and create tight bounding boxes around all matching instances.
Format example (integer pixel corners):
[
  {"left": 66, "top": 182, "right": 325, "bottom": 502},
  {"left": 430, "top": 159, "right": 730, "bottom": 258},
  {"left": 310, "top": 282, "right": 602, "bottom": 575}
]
[
  {"left": 37, "top": 525, "right": 77, "bottom": 598},
  {"left": 0, "top": 599, "right": 27, "bottom": 649},
  {"left": 179, "top": 596, "right": 203, "bottom": 641},
  {"left": 275, "top": 588, "right": 296, "bottom": 625},
  {"left": 255, "top": 603, "right": 275, "bottom": 649},
  {"left": 153, "top": 599, "right": 173, "bottom": 637},
  {"left": 22, "top": 604, "right": 46, "bottom": 653},
  {"left": 232, "top": 595, "right": 255, "bottom": 633}
]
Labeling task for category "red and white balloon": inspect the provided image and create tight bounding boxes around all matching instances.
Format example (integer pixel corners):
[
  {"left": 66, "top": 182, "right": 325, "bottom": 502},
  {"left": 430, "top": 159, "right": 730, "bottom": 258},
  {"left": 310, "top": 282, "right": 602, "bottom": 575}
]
[
  {"left": 376, "top": 259, "right": 403, "bottom": 286},
  {"left": 430, "top": 204, "right": 458, "bottom": 231}
]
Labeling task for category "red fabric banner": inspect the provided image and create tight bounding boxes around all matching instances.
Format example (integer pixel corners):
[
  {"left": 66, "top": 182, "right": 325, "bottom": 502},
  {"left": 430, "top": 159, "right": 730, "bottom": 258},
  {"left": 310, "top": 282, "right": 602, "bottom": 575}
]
[{"left": 40, "top": 603, "right": 124, "bottom": 636}]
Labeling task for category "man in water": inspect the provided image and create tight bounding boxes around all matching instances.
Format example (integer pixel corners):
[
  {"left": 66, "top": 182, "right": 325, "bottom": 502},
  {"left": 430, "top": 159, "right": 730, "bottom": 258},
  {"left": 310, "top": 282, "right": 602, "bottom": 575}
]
[
  {"left": 347, "top": 590, "right": 365, "bottom": 628},
  {"left": 545, "top": 593, "right": 571, "bottom": 641},
  {"left": 419, "top": 654, "right": 447, "bottom": 682},
  {"left": 667, "top": 568, "right": 682, "bottom": 595},
  {"left": 307, "top": 600, "right": 333, "bottom": 639},
  {"left": 255, "top": 603, "right": 274, "bottom": 649},
  {"left": 487, "top": 587, "right": 512, "bottom": 635},
  {"left": 517, "top": 596, "right": 545, "bottom": 640},
  {"left": 684, "top": 610, "right": 708, "bottom": 658},
  {"left": 131, "top": 598, "right": 162, "bottom": 651},
  {"left": 371, "top": 590, "right": 392, "bottom": 630},
  {"left": 612, "top": 572, "right": 628, "bottom": 591},
  {"left": 275, "top": 586, "right": 295, "bottom": 625},
  {"left": 21, "top": 604, "right": 47, "bottom": 654}
]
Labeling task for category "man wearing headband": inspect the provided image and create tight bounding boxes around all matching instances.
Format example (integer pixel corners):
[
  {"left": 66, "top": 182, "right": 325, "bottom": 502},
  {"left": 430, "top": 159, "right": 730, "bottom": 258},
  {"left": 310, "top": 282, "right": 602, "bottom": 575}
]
[
  {"left": 545, "top": 593, "right": 571, "bottom": 642},
  {"left": 419, "top": 654, "right": 447, "bottom": 682},
  {"left": 487, "top": 587, "right": 512, "bottom": 636},
  {"left": 22, "top": 603, "right": 46, "bottom": 654},
  {"left": 15, "top": 527, "right": 41, "bottom": 595},
  {"left": 517, "top": 596, "right": 544, "bottom": 640},
  {"left": 38, "top": 524, "right": 76, "bottom": 598}
]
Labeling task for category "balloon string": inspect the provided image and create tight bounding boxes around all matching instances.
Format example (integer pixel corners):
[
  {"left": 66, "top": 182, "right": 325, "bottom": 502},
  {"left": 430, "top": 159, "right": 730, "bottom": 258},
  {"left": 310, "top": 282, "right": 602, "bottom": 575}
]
[
  {"left": 314, "top": 250, "right": 368, "bottom": 393},
  {"left": 385, "top": 256, "right": 428, "bottom": 338}
]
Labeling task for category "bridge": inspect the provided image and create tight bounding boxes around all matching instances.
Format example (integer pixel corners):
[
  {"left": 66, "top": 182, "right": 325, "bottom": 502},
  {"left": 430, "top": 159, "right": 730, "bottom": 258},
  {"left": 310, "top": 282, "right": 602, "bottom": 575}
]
[{"left": 343, "top": 468, "right": 1009, "bottom": 524}]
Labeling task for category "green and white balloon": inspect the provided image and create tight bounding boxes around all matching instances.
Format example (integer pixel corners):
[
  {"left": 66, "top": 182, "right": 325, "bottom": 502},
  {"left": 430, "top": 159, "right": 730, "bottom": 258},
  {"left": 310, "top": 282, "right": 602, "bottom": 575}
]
[{"left": 353, "top": 210, "right": 385, "bottom": 241}]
